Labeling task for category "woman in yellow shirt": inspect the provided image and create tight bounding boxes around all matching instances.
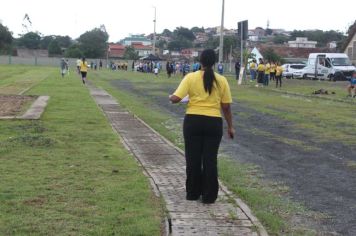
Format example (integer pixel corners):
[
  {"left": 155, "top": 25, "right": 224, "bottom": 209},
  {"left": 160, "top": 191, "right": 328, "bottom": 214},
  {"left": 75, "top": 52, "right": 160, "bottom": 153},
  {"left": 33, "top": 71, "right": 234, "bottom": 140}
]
[
  {"left": 80, "top": 57, "right": 89, "bottom": 84},
  {"left": 169, "top": 49, "right": 234, "bottom": 204},
  {"left": 257, "top": 58, "right": 265, "bottom": 86},
  {"left": 275, "top": 62, "right": 284, "bottom": 88}
]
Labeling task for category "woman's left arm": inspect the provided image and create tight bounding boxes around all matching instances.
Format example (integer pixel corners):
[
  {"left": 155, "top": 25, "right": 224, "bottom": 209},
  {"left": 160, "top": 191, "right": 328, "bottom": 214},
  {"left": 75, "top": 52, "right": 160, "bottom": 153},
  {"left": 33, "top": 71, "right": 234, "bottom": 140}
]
[{"left": 169, "top": 95, "right": 182, "bottom": 104}]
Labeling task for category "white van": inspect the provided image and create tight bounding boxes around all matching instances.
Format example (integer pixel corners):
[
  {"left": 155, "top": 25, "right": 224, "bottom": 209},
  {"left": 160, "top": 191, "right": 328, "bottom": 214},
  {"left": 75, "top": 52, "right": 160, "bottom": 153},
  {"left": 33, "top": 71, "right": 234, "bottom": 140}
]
[{"left": 302, "top": 53, "right": 355, "bottom": 81}]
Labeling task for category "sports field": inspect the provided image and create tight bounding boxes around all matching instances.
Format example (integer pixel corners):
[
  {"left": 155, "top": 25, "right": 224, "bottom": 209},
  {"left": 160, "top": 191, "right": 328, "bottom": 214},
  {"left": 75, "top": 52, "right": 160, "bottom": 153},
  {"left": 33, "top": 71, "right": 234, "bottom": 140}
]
[
  {"left": 89, "top": 69, "right": 356, "bottom": 235},
  {"left": 1, "top": 65, "right": 356, "bottom": 235},
  {"left": 0, "top": 65, "right": 162, "bottom": 235}
]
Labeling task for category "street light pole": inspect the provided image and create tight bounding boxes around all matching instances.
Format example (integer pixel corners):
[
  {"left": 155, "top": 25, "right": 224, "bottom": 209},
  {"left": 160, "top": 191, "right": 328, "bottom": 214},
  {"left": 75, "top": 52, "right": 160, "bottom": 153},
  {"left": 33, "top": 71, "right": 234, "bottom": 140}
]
[
  {"left": 218, "top": 0, "right": 225, "bottom": 63},
  {"left": 152, "top": 6, "right": 157, "bottom": 55}
]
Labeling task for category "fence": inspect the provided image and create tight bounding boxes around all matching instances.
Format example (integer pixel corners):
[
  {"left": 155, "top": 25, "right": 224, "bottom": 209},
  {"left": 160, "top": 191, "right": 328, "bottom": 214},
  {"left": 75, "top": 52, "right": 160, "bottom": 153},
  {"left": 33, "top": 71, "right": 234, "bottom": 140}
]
[{"left": 0, "top": 55, "right": 238, "bottom": 75}]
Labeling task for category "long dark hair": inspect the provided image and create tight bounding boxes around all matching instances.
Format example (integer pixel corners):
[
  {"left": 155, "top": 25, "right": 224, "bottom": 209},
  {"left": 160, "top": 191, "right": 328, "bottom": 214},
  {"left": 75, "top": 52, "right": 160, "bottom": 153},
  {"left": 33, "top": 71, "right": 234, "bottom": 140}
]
[{"left": 200, "top": 49, "right": 217, "bottom": 94}]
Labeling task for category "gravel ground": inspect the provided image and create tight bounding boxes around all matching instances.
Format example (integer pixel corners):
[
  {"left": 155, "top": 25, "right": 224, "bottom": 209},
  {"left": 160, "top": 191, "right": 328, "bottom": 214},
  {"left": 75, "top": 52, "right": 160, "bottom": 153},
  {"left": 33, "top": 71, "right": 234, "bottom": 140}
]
[{"left": 110, "top": 79, "right": 356, "bottom": 236}]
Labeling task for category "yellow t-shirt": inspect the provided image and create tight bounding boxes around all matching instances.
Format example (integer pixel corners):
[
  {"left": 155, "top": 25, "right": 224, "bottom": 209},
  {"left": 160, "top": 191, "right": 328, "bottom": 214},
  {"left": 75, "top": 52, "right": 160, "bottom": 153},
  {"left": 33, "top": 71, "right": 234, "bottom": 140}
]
[
  {"left": 270, "top": 64, "right": 276, "bottom": 73},
  {"left": 250, "top": 62, "right": 256, "bottom": 70},
  {"left": 173, "top": 71, "right": 232, "bottom": 118},
  {"left": 257, "top": 64, "right": 265, "bottom": 72},
  {"left": 80, "top": 61, "right": 88, "bottom": 72},
  {"left": 265, "top": 63, "right": 271, "bottom": 74},
  {"left": 276, "top": 66, "right": 283, "bottom": 76}
]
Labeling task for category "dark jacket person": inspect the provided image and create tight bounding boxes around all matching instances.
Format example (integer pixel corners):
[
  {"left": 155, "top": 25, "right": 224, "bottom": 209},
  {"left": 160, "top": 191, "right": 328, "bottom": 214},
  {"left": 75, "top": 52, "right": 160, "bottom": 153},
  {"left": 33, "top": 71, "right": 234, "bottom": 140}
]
[{"left": 169, "top": 49, "right": 234, "bottom": 204}]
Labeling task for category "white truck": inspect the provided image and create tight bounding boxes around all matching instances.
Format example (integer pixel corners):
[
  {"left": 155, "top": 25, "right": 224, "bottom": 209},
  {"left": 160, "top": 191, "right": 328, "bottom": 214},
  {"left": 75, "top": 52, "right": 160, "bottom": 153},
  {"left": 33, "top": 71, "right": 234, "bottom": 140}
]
[{"left": 302, "top": 53, "right": 355, "bottom": 81}]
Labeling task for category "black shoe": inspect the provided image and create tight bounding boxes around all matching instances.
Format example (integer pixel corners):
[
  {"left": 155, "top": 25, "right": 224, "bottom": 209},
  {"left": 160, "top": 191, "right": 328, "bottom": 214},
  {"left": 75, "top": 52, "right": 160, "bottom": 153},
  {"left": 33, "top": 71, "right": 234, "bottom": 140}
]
[
  {"left": 186, "top": 194, "right": 200, "bottom": 201},
  {"left": 202, "top": 199, "right": 216, "bottom": 204}
]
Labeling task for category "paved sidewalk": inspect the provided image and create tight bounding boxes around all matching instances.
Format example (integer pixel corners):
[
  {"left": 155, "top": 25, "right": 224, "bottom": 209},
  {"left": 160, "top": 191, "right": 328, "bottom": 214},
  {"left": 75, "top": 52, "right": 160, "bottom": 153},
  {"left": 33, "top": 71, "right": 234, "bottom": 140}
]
[{"left": 87, "top": 83, "right": 268, "bottom": 236}]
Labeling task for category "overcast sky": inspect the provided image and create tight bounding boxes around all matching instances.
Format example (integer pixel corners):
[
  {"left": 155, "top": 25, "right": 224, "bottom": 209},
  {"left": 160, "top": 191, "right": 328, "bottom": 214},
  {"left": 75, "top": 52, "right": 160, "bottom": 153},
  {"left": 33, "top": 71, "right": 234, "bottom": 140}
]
[{"left": 0, "top": 0, "right": 355, "bottom": 42}]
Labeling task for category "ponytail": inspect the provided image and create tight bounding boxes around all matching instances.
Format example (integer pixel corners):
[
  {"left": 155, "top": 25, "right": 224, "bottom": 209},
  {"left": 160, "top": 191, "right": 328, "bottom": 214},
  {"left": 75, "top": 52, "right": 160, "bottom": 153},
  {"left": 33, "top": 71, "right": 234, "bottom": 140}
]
[
  {"left": 200, "top": 49, "right": 218, "bottom": 95},
  {"left": 203, "top": 67, "right": 216, "bottom": 94}
]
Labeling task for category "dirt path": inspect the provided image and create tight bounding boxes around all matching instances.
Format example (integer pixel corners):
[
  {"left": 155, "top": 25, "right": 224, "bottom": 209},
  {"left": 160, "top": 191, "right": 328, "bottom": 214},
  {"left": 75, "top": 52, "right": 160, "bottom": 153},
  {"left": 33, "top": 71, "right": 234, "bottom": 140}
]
[{"left": 110, "top": 79, "right": 356, "bottom": 236}]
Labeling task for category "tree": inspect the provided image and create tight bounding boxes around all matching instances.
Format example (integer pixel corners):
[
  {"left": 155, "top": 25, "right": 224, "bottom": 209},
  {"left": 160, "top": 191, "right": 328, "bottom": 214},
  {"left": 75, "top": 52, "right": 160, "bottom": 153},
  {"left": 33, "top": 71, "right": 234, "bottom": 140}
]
[
  {"left": 41, "top": 35, "right": 72, "bottom": 50},
  {"left": 289, "top": 30, "right": 345, "bottom": 47},
  {"left": 263, "top": 48, "right": 283, "bottom": 63},
  {"left": 56, "top": 36, "right": 72, "bottom": 48},
  {"left": 65, "top": 44, "right": 83, "bottom": 58},
  {"left": 168, "top": 39, "right": 192, "bottom": 51},
  {"left": 0, "top": 23, "right": 13, "bottom": 53},
  {"left": 157, "top": 39, "right": 167, "bottom": 49},
  {"left": 18, "top": 32, "right": 41, "bottom": 49},
  {"left": 78, "top": 27, "right": 109, "bottom": 58},
  {"left": 123, "top": 46, "right": 139, "bottom": 60},
  {"left": 161, "top": 29, "right": 172, "bottom": 37},
  {"left": 191, "top": 27, "right": 205, "bottom": 33},
  {"left": 48, "top": 40, "right": 62, "bottom": 56},
  {"left": 273, "top": 34, "right": 289, "bottom": 45},
  {"left": 40, "top": 35, "right": 55, "bottom": 49},
  {"left": 173, "top": 27, "right": 196, "bottom": 41}
]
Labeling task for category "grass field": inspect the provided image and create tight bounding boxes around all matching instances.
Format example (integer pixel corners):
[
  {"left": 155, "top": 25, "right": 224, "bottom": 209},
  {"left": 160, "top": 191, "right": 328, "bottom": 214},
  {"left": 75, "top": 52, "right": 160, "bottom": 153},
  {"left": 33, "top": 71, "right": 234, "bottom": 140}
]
[
  {"left": 90, "top": 69, "right": 356, "bottom": 235},
  {"left": 2, "top": 66, "right": 355, "bottom": 235},
  {"left": 0, "top": 65, "right": 162, "bottom": 235}
]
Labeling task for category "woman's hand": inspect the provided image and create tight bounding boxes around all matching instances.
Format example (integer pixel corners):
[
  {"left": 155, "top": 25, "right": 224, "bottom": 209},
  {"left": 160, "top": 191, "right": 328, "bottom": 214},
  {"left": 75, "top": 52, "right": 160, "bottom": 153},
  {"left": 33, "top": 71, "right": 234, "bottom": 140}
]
[
  {"left": 227, "top": 127, "right": 235, "bottom": 139},
  {"left": 169, "top": 94, "right": 182, "bottom": 104}
]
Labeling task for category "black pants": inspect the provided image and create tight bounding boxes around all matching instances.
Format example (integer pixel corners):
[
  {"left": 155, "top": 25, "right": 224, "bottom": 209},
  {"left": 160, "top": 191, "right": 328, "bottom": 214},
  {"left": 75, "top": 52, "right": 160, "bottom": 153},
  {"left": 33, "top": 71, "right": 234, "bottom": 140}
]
[
  {"left": 257, "top": 71, "right": 264, "bottom": 84},
  {"left": 276, "top": 75, "right": 282, "bottom": 87},
  {"left": 270, "top": 72, "right": 276, "bottom": 81},
  {"left": 183, "top": 114, "right": 223, "bottom": 203}
]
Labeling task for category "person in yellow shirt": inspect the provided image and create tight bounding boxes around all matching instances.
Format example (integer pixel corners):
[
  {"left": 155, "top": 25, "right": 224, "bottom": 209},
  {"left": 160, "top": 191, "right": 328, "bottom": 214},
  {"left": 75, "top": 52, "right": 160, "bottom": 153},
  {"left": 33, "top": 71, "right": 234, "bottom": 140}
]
[
  {"left": 275, "top": 62, "right": 284, "bottom": 88},
  {"left": 270, "top": 62, "right": 276, "bottom": 81},
  {"left": 76, "top": 58, "right": 81, "bottom": 74},
  {"left": 249, "top": 59, "right": 257, "bottom": 82},
  {"left": 79, "top": 58, "right": 89, "bottom": 84},
  {"left": 264, "top": 61, "right": 271, "bottom": 86},
  {"left": 169, "top": 49, "right": 234, "bottom": 204},
  {"left": 257, "top": 58, "right": 265, "bottom": 87}
]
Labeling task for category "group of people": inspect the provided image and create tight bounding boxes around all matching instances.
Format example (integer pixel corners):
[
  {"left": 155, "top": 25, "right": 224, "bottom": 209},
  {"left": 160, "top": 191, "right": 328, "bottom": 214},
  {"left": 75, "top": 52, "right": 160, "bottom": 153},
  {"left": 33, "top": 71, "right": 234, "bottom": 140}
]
[
  {"left": 133, "top": 61, "right": 161, "bottom": 74},
  {"left": 110, "top": 61, "right": 128, "bottom": 71},
  {"left": 166, "top": 61, "right": 196, "bottom": 78},
  {"left": 250, "top": 59, "right": 284, "bottom": 88}
]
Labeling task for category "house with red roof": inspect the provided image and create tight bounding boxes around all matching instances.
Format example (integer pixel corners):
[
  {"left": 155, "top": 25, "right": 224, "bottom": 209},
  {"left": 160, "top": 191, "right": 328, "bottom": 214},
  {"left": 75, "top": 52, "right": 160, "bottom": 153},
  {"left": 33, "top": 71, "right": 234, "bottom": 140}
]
[
  {"left": 108, "top": 43, "right": 125, "bottom": 59},
  {"left": 131, "top": 43, "right": 152, "bottom": 57}
]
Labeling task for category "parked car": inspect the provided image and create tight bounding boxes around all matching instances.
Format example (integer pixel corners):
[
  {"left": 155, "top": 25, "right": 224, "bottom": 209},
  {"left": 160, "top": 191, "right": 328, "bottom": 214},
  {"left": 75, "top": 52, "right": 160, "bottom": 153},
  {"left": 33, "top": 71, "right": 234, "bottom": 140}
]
[{"left": 282, "top": 64, "right": 306, "bottom": 79}]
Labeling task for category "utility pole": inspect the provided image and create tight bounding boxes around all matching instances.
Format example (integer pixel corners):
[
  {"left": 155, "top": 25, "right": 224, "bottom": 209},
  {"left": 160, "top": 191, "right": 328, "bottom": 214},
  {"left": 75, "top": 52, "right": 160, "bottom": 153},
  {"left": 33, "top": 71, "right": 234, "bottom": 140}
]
[
  {"left": 152, "top": 6, "right": 157, "bottom": 55},
  {"left": 218, "top": 0, "right": 225, "bottom": 63}
]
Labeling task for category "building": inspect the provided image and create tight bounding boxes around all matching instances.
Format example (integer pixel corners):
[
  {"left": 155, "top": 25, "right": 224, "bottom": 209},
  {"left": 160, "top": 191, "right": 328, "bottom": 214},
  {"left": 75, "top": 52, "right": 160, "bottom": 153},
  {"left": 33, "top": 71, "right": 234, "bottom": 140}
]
[
  {"left": 327, "top": 41, "right": 337, "bottom": 49},
  {"left": 181, "top": 49, "right": 199, "bottom": 59},
  {"left": 121, "top": 35, "right": 152, "bottom": 46},
  {"left": 344, "top": 30, "right": 356, "bottom": 65},
  {"left": 108, "top": 43, "right": 125, "bottom": 59},
  {"left": 288, "top": 37, "right": 317, "bottom": 48},
  {"left": 131, "top": 43, "right": 152, "bottom": 57}
]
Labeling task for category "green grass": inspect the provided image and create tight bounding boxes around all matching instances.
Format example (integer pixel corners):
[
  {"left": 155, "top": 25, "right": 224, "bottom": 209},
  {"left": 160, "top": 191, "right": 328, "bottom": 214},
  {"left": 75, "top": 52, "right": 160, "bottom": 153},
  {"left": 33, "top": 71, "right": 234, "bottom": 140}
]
[
  {"left": 0, "top": 65, "right": 162, "bottom": 235},
  {"left": 89, "top": 70, "right": 329, "bottom": 235},
  {"left": 0, "top": 65, "right": 50, "bottom": 94},
  {"left": 229, "top": 78, "right": 356, "bottom": 146}
]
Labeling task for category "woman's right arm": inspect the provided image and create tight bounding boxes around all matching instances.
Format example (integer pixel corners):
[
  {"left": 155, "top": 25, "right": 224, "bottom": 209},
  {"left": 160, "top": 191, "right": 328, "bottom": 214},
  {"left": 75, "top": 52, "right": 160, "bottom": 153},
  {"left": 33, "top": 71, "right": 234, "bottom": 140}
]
[{"left": 221, "top": 103, "right": 235, "bottom": 139}]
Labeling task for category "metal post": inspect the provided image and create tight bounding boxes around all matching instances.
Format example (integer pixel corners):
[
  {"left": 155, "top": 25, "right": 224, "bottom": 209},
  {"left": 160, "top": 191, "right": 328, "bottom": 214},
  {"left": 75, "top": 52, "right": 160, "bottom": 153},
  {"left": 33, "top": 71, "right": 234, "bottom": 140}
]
[
  {"left": 229, "top": 45, "right": 232, "bottom": 72},
  {"left": 240, "top": 22, "right": 243, "bottom": 81},
  {"left": 218, "top": 0, "right": 225, "bottom": 63},
  {"left": 153, "top": 7, "right": 157, "bottom": 55}
]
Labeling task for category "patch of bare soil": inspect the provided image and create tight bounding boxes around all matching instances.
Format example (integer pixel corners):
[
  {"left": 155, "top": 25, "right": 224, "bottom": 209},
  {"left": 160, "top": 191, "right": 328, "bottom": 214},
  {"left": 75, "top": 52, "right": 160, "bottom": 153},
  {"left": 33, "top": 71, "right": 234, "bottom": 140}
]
[{"left": 0, "top": 95, "right": 37, "bottom": 117}]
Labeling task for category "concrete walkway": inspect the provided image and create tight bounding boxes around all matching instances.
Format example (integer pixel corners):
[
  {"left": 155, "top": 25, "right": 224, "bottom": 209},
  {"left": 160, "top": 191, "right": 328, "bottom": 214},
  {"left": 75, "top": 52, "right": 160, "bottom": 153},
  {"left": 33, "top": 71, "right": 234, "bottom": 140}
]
[{"left": 87, "top": 83, "right": 268, "bottom": 236}]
